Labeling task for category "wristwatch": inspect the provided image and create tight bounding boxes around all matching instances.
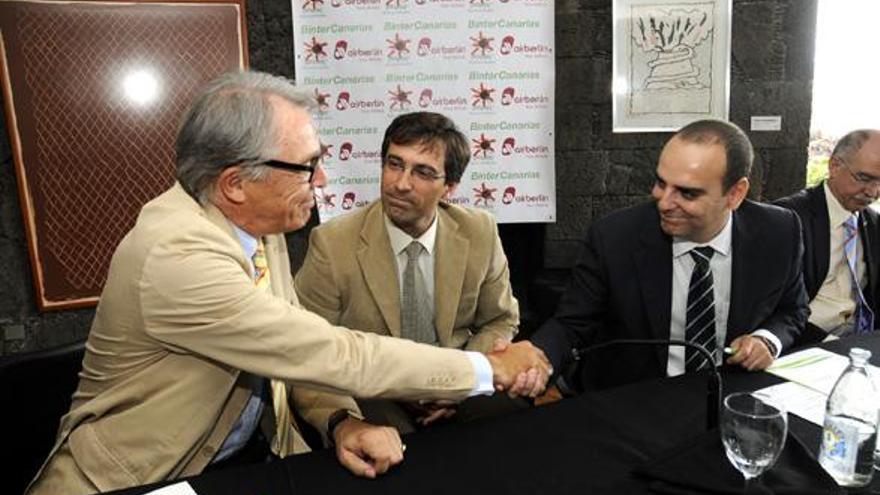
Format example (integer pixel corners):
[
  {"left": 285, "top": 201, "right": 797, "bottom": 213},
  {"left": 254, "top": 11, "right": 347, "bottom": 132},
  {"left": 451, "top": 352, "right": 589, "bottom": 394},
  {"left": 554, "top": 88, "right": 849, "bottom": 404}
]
[{"left": 327, "top": 409, "right": 364, "bottom": 444}]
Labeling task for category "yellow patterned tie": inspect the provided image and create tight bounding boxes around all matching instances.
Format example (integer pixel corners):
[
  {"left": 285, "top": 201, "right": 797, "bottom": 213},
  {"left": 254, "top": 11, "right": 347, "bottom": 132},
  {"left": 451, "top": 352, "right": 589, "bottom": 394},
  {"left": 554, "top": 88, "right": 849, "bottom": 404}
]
[{"left": 253, "top": 239, "right": 293, "bottom": 457}]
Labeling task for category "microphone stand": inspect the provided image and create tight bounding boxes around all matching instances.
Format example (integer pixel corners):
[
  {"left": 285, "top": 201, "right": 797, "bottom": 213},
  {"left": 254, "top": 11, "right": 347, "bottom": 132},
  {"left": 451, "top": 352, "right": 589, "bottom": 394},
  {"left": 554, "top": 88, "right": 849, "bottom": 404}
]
[{"left": 573, "top": 339, "right": 722, "bottom": 430}]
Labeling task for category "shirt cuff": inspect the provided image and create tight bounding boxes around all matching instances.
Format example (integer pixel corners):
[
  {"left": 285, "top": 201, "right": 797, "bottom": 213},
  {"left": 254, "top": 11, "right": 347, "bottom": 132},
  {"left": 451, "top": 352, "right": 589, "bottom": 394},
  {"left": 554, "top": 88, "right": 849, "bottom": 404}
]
[
  {"left": 465, "top": 351, "right": 495, "bottom": 396},
  {"left": 751, "top": 330, "right": 782, "bottom": 358}
]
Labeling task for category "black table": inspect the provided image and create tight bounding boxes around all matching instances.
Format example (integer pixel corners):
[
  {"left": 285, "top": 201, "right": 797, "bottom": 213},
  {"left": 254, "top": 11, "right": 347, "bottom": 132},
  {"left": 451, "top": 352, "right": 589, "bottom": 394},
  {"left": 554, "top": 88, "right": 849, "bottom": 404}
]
[{"left": 120, "top": 334, "right": 880, "bottom": 495}]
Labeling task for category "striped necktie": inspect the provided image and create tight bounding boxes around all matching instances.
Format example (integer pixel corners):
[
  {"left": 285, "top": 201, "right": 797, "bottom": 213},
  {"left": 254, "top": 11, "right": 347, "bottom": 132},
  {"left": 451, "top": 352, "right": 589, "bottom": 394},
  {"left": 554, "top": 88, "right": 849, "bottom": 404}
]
[
  {"left": 685, "top": 246, "right": 717, "bottom": 372},
  {"left": 843, "top": 216, "right": 874, "bottom": 333},
  {"left": 253, "top": 239, "right": 295, "bottom": 457}
]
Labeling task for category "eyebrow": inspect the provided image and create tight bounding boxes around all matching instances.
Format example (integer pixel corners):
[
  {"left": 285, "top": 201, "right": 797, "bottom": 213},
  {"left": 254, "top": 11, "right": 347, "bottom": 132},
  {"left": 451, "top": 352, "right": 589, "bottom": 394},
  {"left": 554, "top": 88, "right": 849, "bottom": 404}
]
[
  {"left": 386, "top": 153, "right": 440, "bottom": 171},
  {"left": 654, "top": 172, "right": 706, "bottom": 196}
]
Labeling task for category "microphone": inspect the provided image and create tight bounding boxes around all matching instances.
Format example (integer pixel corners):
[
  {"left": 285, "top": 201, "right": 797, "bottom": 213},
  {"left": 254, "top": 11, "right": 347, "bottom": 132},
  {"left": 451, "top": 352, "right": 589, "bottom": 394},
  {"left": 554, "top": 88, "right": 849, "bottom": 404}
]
[{"left": 571, "top": 339, "right": 722, "bottom": 430}]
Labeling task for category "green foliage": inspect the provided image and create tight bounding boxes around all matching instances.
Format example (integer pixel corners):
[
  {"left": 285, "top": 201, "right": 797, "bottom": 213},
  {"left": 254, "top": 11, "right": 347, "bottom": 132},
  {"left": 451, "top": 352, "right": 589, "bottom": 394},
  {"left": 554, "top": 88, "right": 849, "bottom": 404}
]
[{"left": 807, "top": 156, "right": 829, "bottom": 187}]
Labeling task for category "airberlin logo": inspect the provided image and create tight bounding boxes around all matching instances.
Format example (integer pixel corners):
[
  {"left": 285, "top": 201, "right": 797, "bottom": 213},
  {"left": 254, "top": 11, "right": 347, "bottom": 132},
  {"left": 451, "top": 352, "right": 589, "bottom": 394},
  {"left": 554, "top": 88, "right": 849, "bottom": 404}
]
[
  {"left": 498, "top": 35, "right": 553, "bottom": 57},
  {"left": 417, "top": 88, "right": 467, "bottom": 110},
  {"left": 500, "top": 136, "right": 550, "bottom": 158},
  {"left": 500, "top": 86, "right": 550, "bottom": 108},
  {"left": 337, "top": 142, "right": 381, "bottom": 161},
  {"left": 330, "top": 0, "right": 381, "bottom": 8},
  {"left": 332, "top": 39, "right": 382, "bottom": 61},
  {"left": 416, "top": 37, "right": 466, "bottom": 58},
  {"left": 500, "top": 186, "right": 550, "bottom": 205},
  {"left": 335, "top": 90, "right": 385, "bottom": 112}
]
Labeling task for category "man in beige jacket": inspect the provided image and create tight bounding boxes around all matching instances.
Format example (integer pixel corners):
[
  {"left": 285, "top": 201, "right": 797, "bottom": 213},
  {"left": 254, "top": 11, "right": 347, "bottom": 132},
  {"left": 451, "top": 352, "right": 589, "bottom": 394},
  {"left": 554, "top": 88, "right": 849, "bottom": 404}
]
[
  {"left": 26, "top": 71, "right": 550, "bottom": 495},
  {"left": 296, "top": 112, "right": 523, "bottom": 432}
]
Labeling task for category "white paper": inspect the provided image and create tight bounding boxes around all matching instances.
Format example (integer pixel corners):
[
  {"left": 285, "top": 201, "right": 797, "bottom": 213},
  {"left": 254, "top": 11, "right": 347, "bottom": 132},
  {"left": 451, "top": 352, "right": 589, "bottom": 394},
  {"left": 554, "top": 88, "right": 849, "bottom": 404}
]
[
  {"left": 143, "top": 481, "right": 198, "bottom": 495},
  {"left": 752, "top": 381, "right": 828, "bottom": 426},
  {"left": 766, "top": 348, "right": 880, "bottom": 395}
]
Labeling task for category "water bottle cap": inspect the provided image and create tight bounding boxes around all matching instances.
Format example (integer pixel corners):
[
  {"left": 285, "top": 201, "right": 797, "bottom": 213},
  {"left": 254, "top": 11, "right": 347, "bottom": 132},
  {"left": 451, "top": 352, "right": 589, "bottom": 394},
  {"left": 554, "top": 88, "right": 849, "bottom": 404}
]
[{"left": 848, "top": 347, "right": 872, "bottom": 363}]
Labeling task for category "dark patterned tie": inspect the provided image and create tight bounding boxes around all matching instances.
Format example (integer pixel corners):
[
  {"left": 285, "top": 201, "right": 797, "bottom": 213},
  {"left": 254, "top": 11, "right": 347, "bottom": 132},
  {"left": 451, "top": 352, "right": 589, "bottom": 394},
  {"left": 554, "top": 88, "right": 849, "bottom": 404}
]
[{"left": 685, "top": 246, "right": 716, "bottom": 372}]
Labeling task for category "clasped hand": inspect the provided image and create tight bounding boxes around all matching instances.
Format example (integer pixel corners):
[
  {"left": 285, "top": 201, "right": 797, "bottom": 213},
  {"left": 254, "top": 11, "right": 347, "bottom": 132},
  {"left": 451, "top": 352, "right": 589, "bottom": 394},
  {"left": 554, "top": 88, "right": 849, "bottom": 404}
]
[{"left": 486, "top": 339, "right": 552, "bottom": 398}]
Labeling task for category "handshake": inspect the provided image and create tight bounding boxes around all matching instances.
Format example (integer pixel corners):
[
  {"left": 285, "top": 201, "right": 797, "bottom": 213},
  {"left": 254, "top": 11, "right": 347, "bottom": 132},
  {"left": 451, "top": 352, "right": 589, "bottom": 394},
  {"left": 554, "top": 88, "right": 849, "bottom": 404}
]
[{"left": 486, "top": 340, "right": 553, "bottom": 398}]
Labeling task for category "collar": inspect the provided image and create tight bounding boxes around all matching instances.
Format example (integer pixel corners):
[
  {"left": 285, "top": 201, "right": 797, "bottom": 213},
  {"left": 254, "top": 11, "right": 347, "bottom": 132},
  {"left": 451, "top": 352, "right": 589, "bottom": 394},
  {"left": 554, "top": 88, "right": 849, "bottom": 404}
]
[
  {"left": 384, "top": 212, "right": 438, "bottom": 256},
  {"left": 672, "top": 211, "right": 733, "bottom": 258},
  {"left": 823, "top": 181, "right": 858, "bottom": 228},
  {"left": 231, "top": 222, "right": 259, "bottom": 260}
]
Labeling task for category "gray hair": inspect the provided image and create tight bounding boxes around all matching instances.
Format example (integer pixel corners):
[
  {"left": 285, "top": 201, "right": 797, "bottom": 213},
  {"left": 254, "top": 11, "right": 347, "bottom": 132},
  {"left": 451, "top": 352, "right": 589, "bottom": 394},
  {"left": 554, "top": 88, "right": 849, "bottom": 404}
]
[
  {"left": 830, "top": 129, "right": 880, "bottom": 165},
  {"left": 175, "top": 70, "right": 317, "bottom": 203}
]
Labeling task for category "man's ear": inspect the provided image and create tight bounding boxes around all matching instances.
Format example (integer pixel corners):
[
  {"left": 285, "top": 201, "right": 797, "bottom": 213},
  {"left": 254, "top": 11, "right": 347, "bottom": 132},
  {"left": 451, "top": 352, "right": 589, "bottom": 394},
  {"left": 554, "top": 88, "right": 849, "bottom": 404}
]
[
  {"left": 216, "top": 166, "right": 247, "bottom": 205},
  {"left": 726, "top": 177, "right": 750, "bottom": 210},
  {"left": 443, "top": 181, "right": 459, "bottom": 200}
]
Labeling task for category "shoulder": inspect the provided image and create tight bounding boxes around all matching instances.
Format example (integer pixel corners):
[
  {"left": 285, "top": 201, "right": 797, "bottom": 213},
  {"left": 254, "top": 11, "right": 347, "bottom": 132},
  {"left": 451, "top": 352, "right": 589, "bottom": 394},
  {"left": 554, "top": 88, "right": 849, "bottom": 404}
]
[
  {"left": 309, "top": 201, "right": 376, "bottom": 242},
  {"left": 772, "top": 185, "right": 821, "bottom": 214},
  {"left": 439, "top": 202, "right": 497, "bottom": 233},
  {"left": 738, "top": 200, "right": 802, "bottom": 237}
]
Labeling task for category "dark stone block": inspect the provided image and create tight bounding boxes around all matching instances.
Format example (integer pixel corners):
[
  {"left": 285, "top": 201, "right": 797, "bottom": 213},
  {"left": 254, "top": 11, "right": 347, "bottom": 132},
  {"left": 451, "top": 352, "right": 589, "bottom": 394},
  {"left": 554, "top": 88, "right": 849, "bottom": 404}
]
[
  {"left": 732, "top": 1, "right": 787, "bottom": 82},
  {"left": 556, "top": 102, "right": 595, "bottom": 151},
  {"left": 730, "top": 81, "right": 813, "bottom": 149},
  {"left": 556, "top": 150, "right": 609, "bottom": 196},
  {"left": 761, "top": 147, "right": 809, "bottom": 201}
]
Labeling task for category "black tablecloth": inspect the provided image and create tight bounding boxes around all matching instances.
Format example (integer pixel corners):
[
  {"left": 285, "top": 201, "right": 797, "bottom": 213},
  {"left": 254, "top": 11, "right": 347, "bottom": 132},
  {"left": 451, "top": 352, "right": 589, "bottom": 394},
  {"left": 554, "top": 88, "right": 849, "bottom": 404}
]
[{"left": 117, "top": 334, "right": 880, "bottom": 495}]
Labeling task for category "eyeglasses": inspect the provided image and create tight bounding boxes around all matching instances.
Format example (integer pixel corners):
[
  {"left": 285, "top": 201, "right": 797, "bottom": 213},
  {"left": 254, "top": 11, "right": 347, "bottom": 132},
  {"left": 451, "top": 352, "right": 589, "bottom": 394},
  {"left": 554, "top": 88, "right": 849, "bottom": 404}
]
[
  {"left": 839, "top": 158, "right": 880, "bottom": 188},
  {"left": 383, "top": 159, "right": 445, "bottom": 182}
]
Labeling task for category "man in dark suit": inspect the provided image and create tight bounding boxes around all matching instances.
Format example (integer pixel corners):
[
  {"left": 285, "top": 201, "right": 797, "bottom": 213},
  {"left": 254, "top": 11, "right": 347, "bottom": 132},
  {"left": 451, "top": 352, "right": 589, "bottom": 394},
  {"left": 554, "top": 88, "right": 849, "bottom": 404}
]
[
  {"left": 775, "top": 129, "right": 880, "bottom": 343},
  {"left": 529, "top": 120, "right": 808, "bottom": 390}
]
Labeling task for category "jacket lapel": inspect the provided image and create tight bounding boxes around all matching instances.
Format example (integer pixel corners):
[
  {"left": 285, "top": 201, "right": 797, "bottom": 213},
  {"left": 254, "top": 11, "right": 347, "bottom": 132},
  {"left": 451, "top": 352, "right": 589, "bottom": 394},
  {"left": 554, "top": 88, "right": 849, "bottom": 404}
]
[
  {"left": 356, "top": 203, "right": 403, "bottom": 337},
  {"left": 634, "top": 212, "right": 673, "bottom": 364},
  {"left": 808, "top": 185, "right": 831, "bottom": 295},
  {"left": 433, "top": 207, "right": 468, "bottom": 345}
]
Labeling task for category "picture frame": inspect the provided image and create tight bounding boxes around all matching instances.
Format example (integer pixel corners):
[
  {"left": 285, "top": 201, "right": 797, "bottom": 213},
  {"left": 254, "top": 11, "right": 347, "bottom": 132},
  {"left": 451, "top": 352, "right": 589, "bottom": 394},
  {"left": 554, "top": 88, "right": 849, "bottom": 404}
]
[
  {"left": 0, "top": 0, "right": 247, "bottom": 310},
  {"left": 612, "top": 0, "right": 731, "bottom": 133}
]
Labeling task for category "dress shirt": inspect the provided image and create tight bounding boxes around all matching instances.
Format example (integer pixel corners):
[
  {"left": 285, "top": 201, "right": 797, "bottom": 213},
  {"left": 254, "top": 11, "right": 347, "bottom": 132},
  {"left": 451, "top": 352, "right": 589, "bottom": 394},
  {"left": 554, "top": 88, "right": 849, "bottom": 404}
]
[
  {"left": 809, "top": 183, "right": 865, "bottom": 331},
  {"left": 383, "top": 213, "right": 494, "bottom": 395},
  {"left": 667, "top": 213, "right": 781, "bottom": 376}
]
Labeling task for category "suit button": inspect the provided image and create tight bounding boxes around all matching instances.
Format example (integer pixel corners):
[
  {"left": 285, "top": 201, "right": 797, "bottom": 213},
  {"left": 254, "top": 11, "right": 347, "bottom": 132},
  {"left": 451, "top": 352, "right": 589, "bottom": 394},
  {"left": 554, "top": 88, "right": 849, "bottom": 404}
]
[{"left": 202, "top": 446, "right": 216, "bottom": 457}]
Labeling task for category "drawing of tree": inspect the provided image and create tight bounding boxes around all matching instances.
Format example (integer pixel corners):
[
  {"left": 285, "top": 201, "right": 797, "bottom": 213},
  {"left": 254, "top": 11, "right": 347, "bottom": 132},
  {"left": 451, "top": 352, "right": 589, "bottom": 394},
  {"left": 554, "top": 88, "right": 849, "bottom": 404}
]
[{"left": 632, "top": 6, "right": 713, "bottom": 89}]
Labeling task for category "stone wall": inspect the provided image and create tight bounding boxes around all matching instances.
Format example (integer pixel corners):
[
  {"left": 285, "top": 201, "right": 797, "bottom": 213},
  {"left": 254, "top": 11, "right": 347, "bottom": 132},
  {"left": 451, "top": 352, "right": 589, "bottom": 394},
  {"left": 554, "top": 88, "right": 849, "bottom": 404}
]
[{"left": 0, "top": 0, "right": 817, "bottom": 355}]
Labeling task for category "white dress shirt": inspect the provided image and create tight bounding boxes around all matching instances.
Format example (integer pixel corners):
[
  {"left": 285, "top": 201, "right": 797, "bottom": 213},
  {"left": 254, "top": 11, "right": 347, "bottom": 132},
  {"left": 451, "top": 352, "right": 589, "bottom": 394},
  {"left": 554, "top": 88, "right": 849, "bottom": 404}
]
[
  {"left": 809, "top": 182, "right": 865, "bottom": 332},
  {"left": 667, "top": 213, "right": 781, "bottom": 376}
]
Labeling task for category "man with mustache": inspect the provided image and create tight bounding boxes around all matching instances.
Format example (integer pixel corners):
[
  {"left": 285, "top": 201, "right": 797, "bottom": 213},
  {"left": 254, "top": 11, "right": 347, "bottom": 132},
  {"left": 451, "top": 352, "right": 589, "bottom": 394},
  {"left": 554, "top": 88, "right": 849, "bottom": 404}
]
[
  {"left": 527, "top": 120, "right": 808, "bottom": 392},
  {"left": 296, "top": 111, "right": 538, "bottom": 433},
  {"left": 775, "top": 129, "right": 880, "bottom": 342}
]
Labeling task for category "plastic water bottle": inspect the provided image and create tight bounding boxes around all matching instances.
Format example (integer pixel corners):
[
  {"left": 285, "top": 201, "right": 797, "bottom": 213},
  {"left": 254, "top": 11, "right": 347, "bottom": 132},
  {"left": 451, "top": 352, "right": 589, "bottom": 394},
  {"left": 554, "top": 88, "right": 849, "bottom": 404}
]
[{"left": 818, "top": 348, "right": 877, "bottom": 487}]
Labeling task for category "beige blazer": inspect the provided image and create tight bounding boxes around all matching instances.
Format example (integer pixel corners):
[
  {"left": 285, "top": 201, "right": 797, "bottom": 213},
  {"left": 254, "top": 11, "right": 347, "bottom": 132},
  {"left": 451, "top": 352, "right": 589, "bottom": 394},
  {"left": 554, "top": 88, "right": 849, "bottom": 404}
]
[
  {"left": 294, "top": 200, "right": 519, "bottom": 352},
  {"left": 27, "top": 184, "right": 476, "bottom": 495}
]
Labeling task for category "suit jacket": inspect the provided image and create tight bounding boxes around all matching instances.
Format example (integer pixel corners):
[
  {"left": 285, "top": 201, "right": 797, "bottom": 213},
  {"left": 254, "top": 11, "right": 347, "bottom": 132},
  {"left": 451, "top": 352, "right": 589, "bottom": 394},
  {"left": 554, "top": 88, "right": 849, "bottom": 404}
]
[
  {"left": 774, "top": 183, "right": 880, "bottom": 342},
  {"left": 294, "top": 200, "right": 519, "bottom": 353},
  {"left": 27, "top": 184, "right": 477, "bottom": 495},
  {"left": 531, "top": 200, "right": 808, "bottom": 389}
]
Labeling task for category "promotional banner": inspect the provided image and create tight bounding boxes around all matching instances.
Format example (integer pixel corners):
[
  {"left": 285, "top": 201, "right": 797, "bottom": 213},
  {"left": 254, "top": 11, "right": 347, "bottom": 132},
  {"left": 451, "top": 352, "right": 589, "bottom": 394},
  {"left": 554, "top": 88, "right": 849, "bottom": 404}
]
[{"left": 292, "top": 0, "right": 555, "bottom": 223}]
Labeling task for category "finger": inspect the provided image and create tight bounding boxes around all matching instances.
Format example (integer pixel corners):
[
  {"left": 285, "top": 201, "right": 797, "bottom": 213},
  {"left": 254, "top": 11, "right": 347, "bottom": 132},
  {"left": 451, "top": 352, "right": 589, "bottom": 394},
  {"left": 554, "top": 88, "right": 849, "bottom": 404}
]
[
  {"left": 506, "top": 371, "right": 528, "bottom": 398},
  {"left": 337, "top": 447, "right": 376, "bottom": 479},
  {"left": 522, "top": 368, "right": 539, "bottom": 397},
  {"left": 530, "top": 370, "right": 549, "bottom": 397},
  {"left": 418, "top": 408, "right": 447, "bottom": 426}
]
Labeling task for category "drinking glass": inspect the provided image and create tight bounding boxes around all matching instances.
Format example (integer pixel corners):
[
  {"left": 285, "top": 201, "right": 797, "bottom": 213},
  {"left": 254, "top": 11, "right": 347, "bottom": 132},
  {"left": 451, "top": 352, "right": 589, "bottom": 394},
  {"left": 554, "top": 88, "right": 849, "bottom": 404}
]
[{"left": 721, "top": 392, "right": 788, "bottom": 491}]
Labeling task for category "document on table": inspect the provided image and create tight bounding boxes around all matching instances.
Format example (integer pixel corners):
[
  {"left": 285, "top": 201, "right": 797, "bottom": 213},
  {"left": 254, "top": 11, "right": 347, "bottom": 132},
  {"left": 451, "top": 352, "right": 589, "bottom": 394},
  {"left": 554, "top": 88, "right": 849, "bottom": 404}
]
[
  {"left": 766, "top": 347, "right": 880, "bottom": 395},
  {"left": 144, "top": 481, "right": 198, "bottom": 495},
  {"left": 752, "top": 381, "right": 828, "bottom": 426},
  {"left": 754, "top": 347, "right": 880, "bottom": 426}
]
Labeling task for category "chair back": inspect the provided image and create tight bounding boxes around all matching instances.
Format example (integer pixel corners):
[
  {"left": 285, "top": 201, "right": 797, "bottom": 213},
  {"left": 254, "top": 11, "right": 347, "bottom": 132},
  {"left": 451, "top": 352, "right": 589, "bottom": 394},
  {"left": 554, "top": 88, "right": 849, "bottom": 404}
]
[{"left": 0, "top": 340, "right": 85, "bottom": 495}]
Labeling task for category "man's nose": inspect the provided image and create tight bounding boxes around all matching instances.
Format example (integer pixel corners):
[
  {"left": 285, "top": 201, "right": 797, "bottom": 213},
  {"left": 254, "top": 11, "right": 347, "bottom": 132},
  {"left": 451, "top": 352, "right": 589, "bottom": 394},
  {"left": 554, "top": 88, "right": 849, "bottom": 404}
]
[{"left": 312, "top": 164, "right": 328, "bottom": 188}]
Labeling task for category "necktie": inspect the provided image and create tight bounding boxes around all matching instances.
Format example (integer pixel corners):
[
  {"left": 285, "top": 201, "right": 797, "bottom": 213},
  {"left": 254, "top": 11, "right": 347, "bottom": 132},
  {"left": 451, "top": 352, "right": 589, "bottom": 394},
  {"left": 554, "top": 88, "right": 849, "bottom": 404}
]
[
  {"left": 400, "top": 241, "right": 437, "bottom": 344},
  {"left": 685, "top": 246, "right": 717, "bottom": 372},
  {"left": 843, "top": 216, "right": 874, "bottom": 333},
  {"left": 253, "top": 240, "right": 294, "bottom": 457}
]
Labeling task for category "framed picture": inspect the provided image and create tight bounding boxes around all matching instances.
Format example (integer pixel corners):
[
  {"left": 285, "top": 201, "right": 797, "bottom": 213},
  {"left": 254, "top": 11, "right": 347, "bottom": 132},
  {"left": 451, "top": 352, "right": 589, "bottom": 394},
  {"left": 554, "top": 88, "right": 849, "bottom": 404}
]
[
  {"left": 0, "top": 0, "right": 247, "bottom": 310},
  {"left": 612, "top": 0, "right": 731, "bottom": 132}
]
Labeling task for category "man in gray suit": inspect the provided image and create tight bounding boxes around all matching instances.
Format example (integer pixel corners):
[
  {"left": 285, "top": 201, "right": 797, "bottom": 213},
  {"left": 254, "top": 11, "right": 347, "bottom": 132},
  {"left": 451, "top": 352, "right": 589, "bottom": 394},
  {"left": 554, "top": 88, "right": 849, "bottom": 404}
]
[{"left": 27, "top": 71, "right": 550, "bottom": 495}]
